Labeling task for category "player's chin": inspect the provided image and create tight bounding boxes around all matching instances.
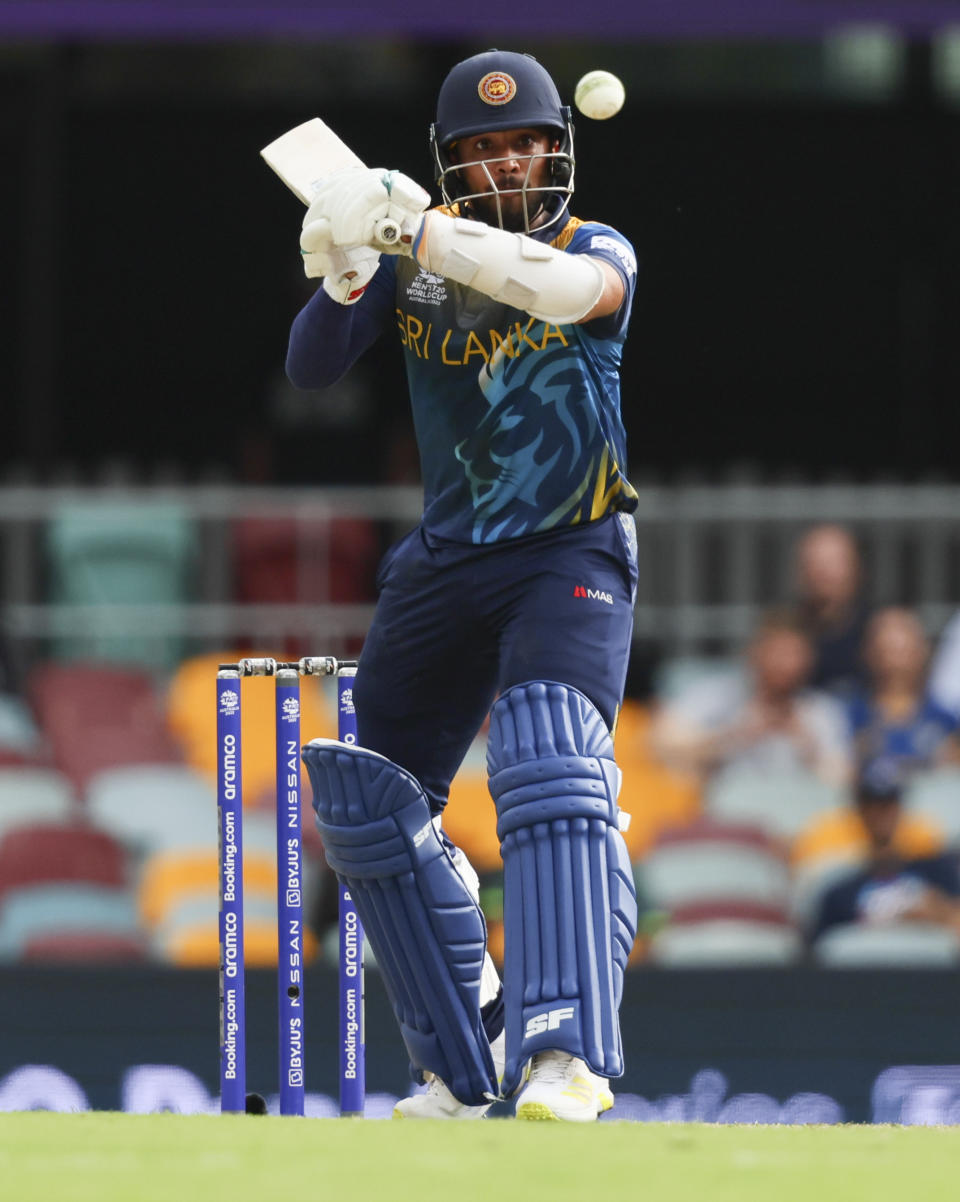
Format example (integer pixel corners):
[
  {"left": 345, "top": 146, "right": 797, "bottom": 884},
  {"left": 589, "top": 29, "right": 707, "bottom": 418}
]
[{"left": 474, "top": 193, "right": 527, "bottom": 231}]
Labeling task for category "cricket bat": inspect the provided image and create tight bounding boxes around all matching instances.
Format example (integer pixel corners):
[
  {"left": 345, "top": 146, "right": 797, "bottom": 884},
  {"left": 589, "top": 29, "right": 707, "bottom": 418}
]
[{"left": 260, "top": 118, "right": 402, "bottom": 245}]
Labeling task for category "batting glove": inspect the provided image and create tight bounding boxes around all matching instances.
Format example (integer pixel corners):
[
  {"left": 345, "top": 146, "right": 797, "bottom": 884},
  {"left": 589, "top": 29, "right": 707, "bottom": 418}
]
[
  {"left": 303, "top": 166, "right": 430, "bottom": 250},
  {"left": 319, "top": 245, "right": 382, "bottom": 304}
]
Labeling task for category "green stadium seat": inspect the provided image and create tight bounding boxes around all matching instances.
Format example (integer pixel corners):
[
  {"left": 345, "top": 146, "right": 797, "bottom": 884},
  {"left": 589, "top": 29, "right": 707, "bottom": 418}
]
[{"left": 46, "top": 501, "right": 196, "bottom": 669}]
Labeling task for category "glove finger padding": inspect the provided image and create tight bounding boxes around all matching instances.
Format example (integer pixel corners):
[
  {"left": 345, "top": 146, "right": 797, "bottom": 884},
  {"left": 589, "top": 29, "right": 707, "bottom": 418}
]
[
  {"left": 305, "top": 166, "right": 393, "bottom": 248},
  {"left": 300, "top": 216, "right": 336, "bottom": 278},
  {"left": 321, "top": 245, "right": 382, "bottom": 304}
]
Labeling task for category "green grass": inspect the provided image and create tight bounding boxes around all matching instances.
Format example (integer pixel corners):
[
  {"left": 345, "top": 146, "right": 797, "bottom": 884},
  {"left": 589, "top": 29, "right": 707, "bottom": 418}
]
[{"left": 0, "top": 1115, "right": 958, "bottom": 1202}]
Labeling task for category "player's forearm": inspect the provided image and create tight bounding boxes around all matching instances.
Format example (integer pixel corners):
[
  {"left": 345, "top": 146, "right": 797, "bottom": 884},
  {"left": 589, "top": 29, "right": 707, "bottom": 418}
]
[
  {"left": 411, "top": 212, "right": 605, "bottom": 325},
  {"left": 286, "top": 286, "right": 383, "bottom": 389}
]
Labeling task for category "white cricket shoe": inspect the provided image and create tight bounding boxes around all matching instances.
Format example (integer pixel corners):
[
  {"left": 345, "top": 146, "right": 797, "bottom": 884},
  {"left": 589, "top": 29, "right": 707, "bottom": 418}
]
[
  {"left": 513, "top": 1050, "right": 614, "bottom": 1122},
  {"left": 393, "top": 1031, "right": 505, "bottom": 1120},
  {"left": 393, "top": 1073, "right": 494, "bottom": 1120}
]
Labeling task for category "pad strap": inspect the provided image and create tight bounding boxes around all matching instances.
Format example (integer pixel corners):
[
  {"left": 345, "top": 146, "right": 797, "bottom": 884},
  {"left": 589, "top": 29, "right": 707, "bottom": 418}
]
[
  {"left": 302, "top": 739, "right": 498, "bottom": 1106},
  {"left": 412, "top": 211, "right": 604, "bottom": 324}
]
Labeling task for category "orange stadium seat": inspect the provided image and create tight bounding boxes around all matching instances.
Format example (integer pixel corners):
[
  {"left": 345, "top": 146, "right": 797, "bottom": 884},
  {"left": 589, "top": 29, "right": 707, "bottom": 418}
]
[
  {"left": 137, "top": 811, "right": 318, "bottom": 967},
  {"left": 790, "top": 806, "right": 945, "bottom": 871},
  {"left": 613, "top": 700, "right": 702, "bottom": 860},
  {"left": 165, "top": 650, "right": 338, "bottom": 811}
]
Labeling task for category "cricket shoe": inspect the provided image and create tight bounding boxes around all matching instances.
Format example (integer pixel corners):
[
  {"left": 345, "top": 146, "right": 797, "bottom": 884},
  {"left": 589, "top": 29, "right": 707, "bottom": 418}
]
[
  {"left": 393, "top": 1031, "right": 505, "bottom": 1120},
  {"left": 513, "top": 1050, "right": 614, "bottom": 1122}
]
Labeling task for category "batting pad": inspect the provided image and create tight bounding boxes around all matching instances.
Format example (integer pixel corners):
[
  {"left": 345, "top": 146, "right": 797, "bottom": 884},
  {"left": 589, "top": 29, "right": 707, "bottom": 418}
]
[
  {"left": 487, "top": 682, "right": 638, "bottom": 1096},
  {"left": 302, "top": 739, "right": 498, "bottom": 1106}
]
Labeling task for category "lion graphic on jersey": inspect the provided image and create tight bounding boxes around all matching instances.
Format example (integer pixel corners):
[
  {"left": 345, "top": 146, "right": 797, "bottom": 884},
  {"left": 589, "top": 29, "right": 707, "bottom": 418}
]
[{"left": 454, "top": 334, "right": 606, "bottom": 542}]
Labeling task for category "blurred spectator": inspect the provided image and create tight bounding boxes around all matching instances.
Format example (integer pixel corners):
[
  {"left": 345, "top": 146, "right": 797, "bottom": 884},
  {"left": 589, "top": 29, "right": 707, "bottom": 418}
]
[
  {"left": 929, "top": 610, "right": 960, "bottom": 721},
  {"left": 810, "top": 777, "right": 960, "bottom": 942},
  {"left": 792, "top": 524, "right": 871, "bottom": 698},
  {"left": 652, "top": 609, "right": 852, "bottom": 788},
  {"left": 849, "top": 607, "right": 960, "bottom": 791}
]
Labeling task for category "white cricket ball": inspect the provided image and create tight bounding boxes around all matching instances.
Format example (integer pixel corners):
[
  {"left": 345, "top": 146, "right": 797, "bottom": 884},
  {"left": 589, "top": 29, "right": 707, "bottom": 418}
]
[{"left": 574, "top": 70, "right": 626, "bottom": 120}]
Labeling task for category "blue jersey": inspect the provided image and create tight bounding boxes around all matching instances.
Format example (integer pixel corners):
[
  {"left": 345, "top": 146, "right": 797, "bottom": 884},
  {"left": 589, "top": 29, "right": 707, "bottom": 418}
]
[
  {"left": 388, "top": 214, "right": 638, "bottom": 543},
  {"left": 287, "top": 212, "right": 638, "bottom": 545},
  {"left": 813, "top": 853, "right": 960, "bottom": 941},
  {"left": 849, "top": 691, "right": 959, "bottom": 787}
]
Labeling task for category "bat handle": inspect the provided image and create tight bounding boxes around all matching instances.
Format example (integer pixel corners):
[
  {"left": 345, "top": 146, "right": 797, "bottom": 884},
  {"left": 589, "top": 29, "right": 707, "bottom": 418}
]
[{"left": 373, "top": 217, "right": 402, "bottom": 246}]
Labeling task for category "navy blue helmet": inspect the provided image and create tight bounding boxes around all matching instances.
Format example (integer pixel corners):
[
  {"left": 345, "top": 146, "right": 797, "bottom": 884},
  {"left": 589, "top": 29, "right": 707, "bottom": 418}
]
[{"left": 430, "top": 50, "right": 575, "bottom": 234}]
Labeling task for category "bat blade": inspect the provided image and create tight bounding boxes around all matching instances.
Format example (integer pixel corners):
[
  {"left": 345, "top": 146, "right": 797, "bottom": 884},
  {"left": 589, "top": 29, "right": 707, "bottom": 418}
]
[
  {"left": 260, "top": 117, "right": 365, "bottom": 205},
  {"left": 260, "top": 117, "right": 402, "bottom": 245}
]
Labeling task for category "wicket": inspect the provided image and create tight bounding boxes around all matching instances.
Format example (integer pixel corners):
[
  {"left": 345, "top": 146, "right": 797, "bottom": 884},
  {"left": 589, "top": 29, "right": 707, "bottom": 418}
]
[{"left": 216, "top": 655, "right": 365, "bottom": 1116}]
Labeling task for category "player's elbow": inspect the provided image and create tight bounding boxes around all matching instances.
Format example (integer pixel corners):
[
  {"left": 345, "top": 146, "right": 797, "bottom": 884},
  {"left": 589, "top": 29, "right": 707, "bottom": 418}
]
[
  {"left": 285, "top": 349, "right": 345, "bottom": 391},
  {"left": 574, "top": 260, "right": 626, "bottom": 324}
]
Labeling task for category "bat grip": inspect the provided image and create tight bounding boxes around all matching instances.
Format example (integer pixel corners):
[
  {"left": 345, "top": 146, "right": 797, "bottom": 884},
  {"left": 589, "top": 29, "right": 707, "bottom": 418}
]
[{"left": 373, "top": 217, "right": 401, "bottom": 246}]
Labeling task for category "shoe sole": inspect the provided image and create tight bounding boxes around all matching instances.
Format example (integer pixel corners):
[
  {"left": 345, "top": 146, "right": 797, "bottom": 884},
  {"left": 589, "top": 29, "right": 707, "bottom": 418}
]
[
  {"left": 515, "top": 1093, "right": 614, "bottom": 1123},
  {"left": 515, "top": 1101, "right": 560, "bottom": 1121},
  {"left": 393, "top": 1103, "right": 493, "bottom": 1120}
]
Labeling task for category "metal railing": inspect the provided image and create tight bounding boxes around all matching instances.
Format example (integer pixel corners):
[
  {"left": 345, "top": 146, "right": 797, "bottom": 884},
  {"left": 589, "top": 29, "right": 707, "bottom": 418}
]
[{"left": 1, "top": 482, "right": 958, "bottom": 670}]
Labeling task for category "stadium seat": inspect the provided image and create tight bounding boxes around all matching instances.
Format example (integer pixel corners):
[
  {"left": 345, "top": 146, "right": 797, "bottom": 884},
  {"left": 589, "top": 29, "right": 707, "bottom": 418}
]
[
  {"left": 441, "top": 724, "right": 500, "bottom": 872},
  {"left": 0, "top": 767, "right": 76, "bottom": 838},
  {"left": 813, "top": 921, "right": 960, "bottom": 967},
  {"left": 137, "top": 809, "right": 319, "bottom": 966},
  {"left": 649, "top": 902, "right": 803, "bottom": 966},
  {"left": 0, "top": 694, "right": 46, "bottom": 765},
  {"left": 232, "top": 515, "right": 379, "bottom": 605},
  {"left": 138, "top": 846, "right": 273, "bottom": 929},
  {"left": 151, "top": 891, "right": 289, "bottom": 967},
  {"left": 706, "top": 768, "right": 844, "bottom": 842},
  {"left": 639, "top": 820, "right": 792, "bottom": 912},
  {"left": 904, "top": 768, "right": 960, "bottom": 845},
  {"left": 22, "top": 931, "right": 148, "bottom": 963},
  {"left": 0, "top": 882, "right": 143, "bottom": 960},
  {"left": 45, "top": 499, "right": 196, "bottom": 669},
  {"left": 85, "top": 764, "right": 217, "bottom": 855},
  {"left": 612, "top": 698, "right": 702, "bottom": 860},
  {"left": 0, "top": 822, "right": 128, "bottom": 899},
  {"left": 28, "top": 662, "right": 179, "bottom": 792},
  {"left": 652, "top": 655, "right": 743, "bottom": 702},
  {"left": 791, "top": 806, "right": 945, "bottom": 872},
  {"left": 789, "top": 850, "right": 862, "bottom": 931},
  {"left": 139, "top": 811, "right": 269, "bottom": 936}
]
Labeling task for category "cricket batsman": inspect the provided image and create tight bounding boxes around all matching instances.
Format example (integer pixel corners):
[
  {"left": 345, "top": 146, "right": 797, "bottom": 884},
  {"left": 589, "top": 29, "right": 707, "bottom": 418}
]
[{"left": 292, "top": 49, "right": 639, "bottom": 1121}]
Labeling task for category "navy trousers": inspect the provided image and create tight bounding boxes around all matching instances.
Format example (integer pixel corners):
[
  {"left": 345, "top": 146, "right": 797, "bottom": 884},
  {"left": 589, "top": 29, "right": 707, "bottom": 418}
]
[{"left": 353, "top": 513, "right": 638, "bottom": 816}]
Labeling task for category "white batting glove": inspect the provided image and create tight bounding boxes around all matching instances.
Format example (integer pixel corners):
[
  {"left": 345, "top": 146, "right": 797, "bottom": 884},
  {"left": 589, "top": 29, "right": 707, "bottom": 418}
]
[
  {"left": 300, "top": 207, "right": 381, "bottom": 298},
  {"left": 304, "top": 167, "right": 430, "bottom": 250},
  {"left": 380, "top": 170, "right": 432, "bottom": 255},
  {"left": 320, "top": 245, "right": 382, "bottom": 304},
  {"left": 300, "top": 213, "right": 336, "bottom": 277}
]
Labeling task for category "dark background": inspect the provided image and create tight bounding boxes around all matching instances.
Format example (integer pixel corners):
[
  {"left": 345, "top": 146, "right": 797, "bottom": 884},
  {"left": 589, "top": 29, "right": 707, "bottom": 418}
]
[{"left": 3, "top": 37, "right": 959, "bottom": 487}]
